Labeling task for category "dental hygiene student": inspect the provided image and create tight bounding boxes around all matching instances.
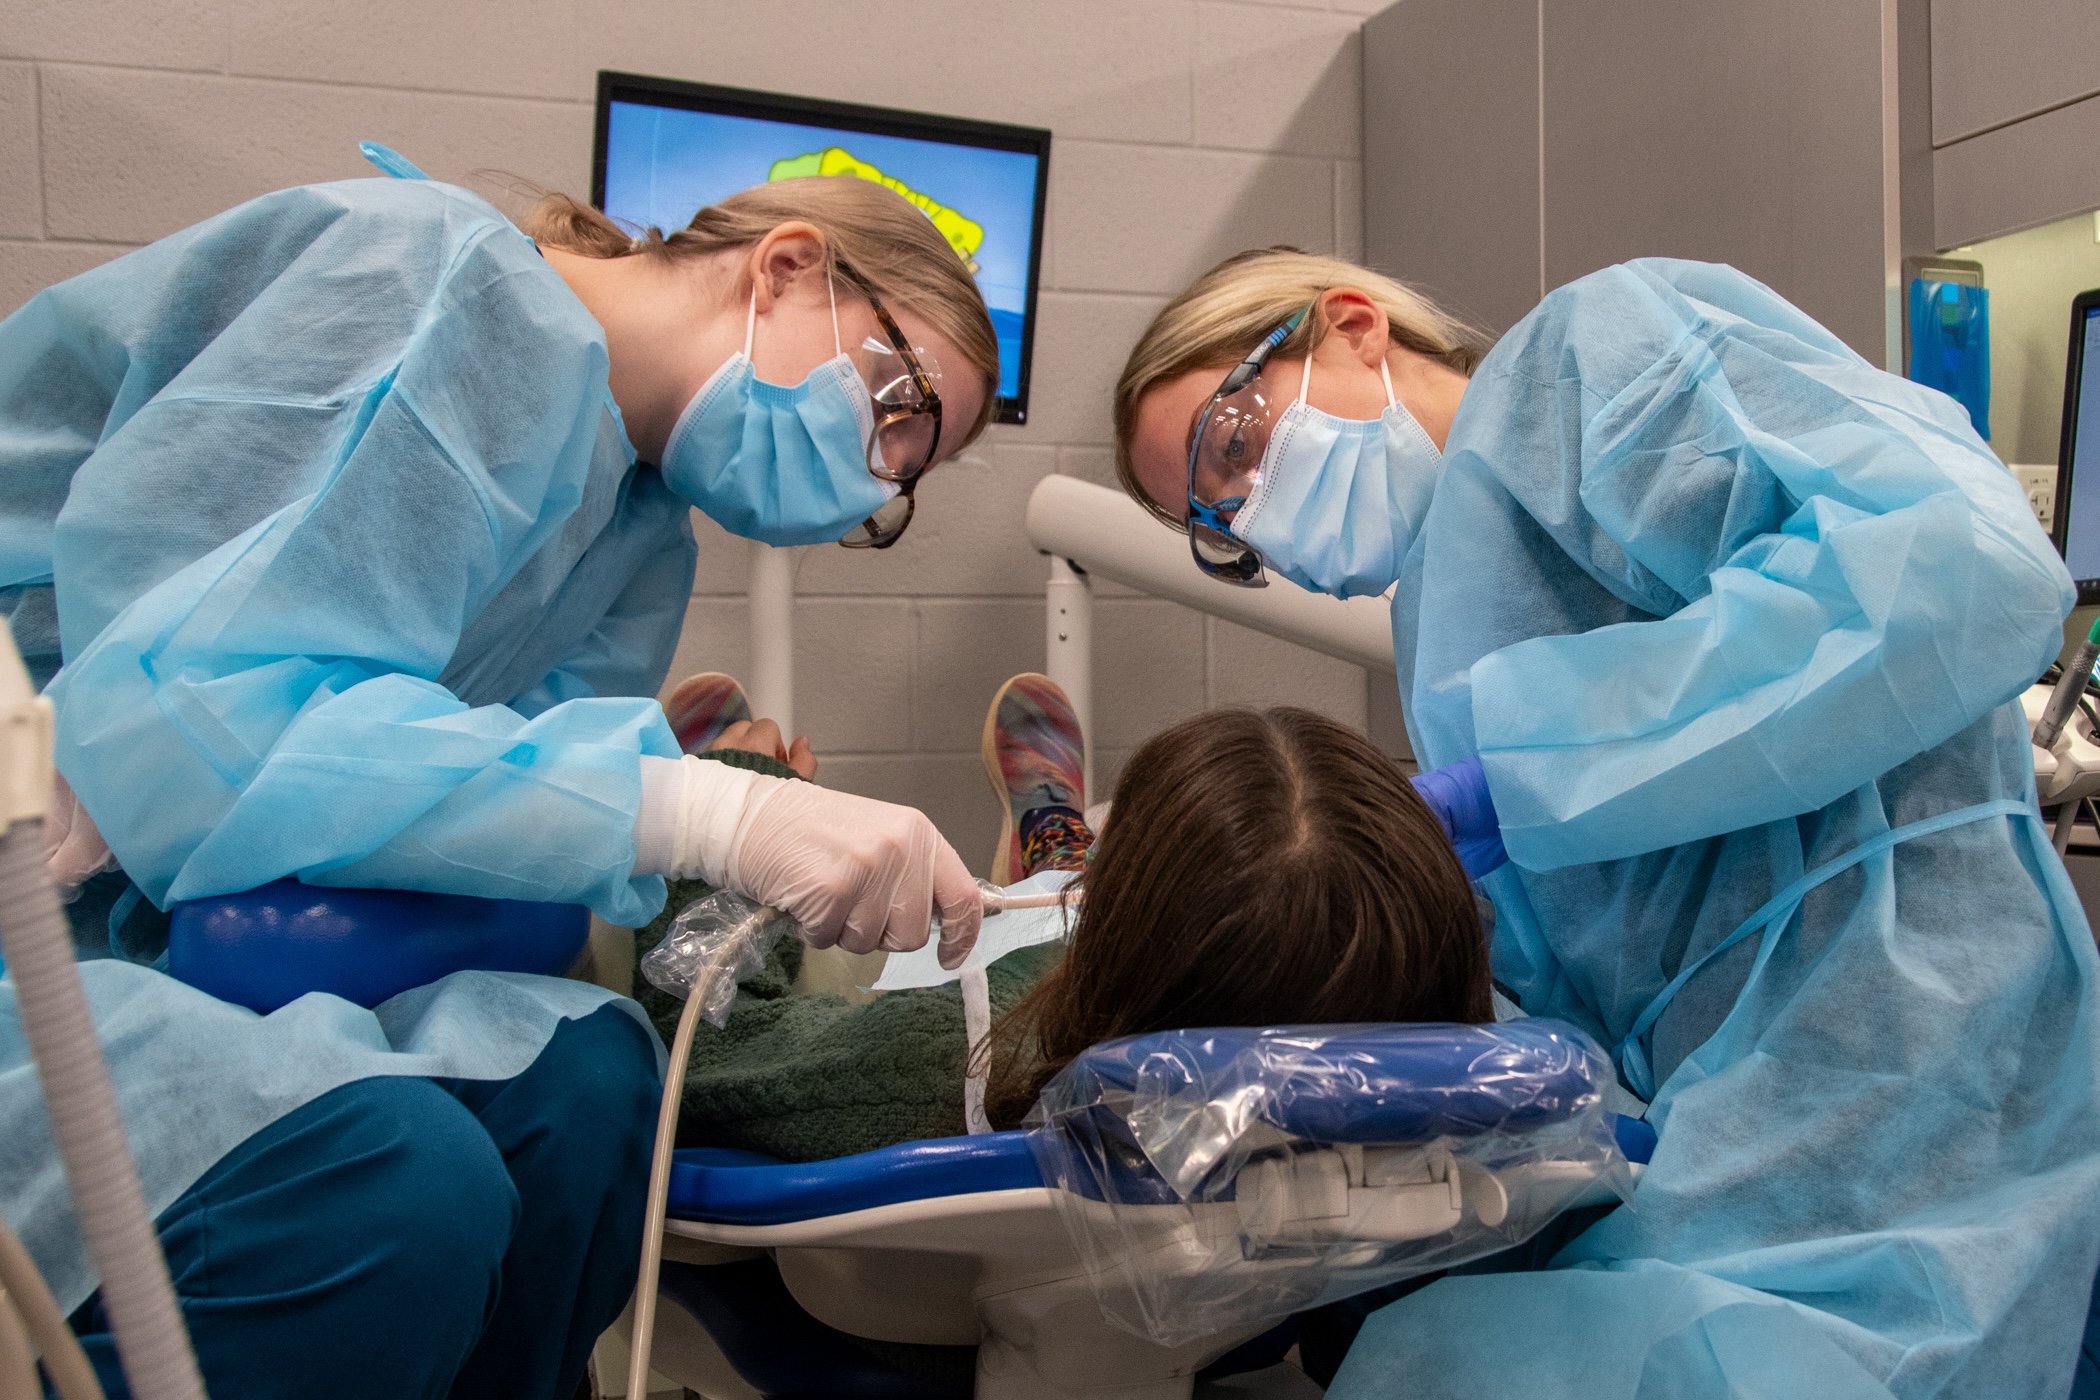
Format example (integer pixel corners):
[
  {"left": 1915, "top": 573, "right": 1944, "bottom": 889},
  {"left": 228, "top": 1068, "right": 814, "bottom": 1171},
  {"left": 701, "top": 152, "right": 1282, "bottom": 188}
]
[
  {"left": 0, "top": 149, "right": 993, "bottom": 1399},
  {"left": 1115, "top": 250, "right": 2100, "bottom": 1399}
]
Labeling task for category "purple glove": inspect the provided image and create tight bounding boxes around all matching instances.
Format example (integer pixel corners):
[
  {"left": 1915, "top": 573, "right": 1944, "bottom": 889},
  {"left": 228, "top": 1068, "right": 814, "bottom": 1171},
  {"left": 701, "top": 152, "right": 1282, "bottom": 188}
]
[{"left": 1411, "top": 755, "right": 1508, "bottom": 879}]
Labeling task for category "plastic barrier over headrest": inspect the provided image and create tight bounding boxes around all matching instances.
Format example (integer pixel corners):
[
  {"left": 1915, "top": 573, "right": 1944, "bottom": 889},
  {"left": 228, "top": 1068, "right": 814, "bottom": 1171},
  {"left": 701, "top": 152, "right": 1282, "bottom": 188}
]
[
  {"left": 1026, "top": 1019, "right": 1632, "bottom": 1346},
  {"left": 167, "top": 879, "right": 590, "bottom": 1013}
]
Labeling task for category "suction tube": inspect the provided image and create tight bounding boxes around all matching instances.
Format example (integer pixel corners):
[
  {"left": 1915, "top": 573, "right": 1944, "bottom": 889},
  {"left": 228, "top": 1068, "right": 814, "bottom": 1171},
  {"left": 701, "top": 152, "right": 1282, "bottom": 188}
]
[
  {"left": 0, "top": 617, "right": 206, "bottom": 1400},
  {"left": 626, "top": 893, "right": 790, "bottom": 1400}
]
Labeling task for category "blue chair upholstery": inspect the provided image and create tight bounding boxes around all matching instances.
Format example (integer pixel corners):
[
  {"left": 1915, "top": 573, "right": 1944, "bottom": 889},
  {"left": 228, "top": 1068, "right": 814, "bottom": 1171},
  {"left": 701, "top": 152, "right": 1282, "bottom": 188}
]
[
  {"left": 665, "top": 1021, "right": 1654, "bottom": 1226},
  {"left": 669, "top": 1137, "right": 1043, "bottom": 1226},
  {"left": 166, "top": 879, "right": 590, "bottom": 1013}
]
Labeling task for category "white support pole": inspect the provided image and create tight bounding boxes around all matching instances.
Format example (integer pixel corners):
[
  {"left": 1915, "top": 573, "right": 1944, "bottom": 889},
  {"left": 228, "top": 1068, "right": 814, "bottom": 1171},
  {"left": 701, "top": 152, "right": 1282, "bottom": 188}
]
[
  {"left": 1044, "top": 554, "right": 1094, "bottom": 803},
  {"left": 747, "top": 541, "right": 795, "bottom": 739}
]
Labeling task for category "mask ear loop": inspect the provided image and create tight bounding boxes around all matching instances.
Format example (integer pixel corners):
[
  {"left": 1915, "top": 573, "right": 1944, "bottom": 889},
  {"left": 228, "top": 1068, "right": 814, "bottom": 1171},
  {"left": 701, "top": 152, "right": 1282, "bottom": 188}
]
[
  {"left": 743, "top": 257, "right": 844, "bottom": 362},
  {"left": 1296, "top": 312, "right": 1402, "bottom": 413},
  {"left": 826, "top": 265, "right": 842, "bottom": 359}
]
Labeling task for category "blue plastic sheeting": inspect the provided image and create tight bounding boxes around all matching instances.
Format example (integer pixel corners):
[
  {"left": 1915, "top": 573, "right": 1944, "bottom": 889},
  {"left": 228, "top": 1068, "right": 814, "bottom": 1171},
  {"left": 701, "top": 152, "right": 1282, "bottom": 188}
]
[
  {"left": 1062, "top": 1020, "right": 1601, "bottom": 1147},
  {"left": 167, "top": 880, "right": 591, "bottom": 1013},
  {"left": 1908, "top": 278, "right": 1990, "bottom": 439},
  {"left": 1367, "top": 258, "right": 2099, "bottom": 1399}
]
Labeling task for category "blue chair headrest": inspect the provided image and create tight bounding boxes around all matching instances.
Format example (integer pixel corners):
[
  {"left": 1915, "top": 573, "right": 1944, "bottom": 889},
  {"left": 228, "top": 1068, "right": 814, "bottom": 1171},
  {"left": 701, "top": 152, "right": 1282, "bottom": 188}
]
[
  {"left": 167, "top": 879, "right": 590, "bottom": 1013},
  {"left": 1057, "top": 1019, "right": 1606, "bottom": 1144}
]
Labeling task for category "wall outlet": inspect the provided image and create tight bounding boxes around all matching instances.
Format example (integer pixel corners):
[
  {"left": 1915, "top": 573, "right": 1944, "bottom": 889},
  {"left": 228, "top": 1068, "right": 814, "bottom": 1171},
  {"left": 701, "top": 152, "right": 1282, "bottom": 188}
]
[{"left": 2013, "top": 464, "right": 2058, "bottom": 532}]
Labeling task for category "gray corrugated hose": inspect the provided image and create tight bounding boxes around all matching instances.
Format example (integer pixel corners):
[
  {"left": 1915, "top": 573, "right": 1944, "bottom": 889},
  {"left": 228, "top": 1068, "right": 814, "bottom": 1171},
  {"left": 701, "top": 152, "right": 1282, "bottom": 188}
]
[
  {"left": 0, "top": 817, "right": 205, "bottom": 1400},
  {"left": 0, "top": 609, "right": 204, "bottom": 1399}
]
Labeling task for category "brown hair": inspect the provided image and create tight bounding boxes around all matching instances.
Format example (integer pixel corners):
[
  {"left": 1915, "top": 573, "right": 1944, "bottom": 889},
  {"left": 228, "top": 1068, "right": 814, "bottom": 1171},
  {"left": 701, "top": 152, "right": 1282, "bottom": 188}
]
[
  {"left": 524, "top": 177, "right": 1001, "bottom": 449},
  {"left": 982, "top": 706, "right": 1491, "bottom": 1128},
  {"left": 1111, "top": 247, "right": 1484, "bottom": 527}
]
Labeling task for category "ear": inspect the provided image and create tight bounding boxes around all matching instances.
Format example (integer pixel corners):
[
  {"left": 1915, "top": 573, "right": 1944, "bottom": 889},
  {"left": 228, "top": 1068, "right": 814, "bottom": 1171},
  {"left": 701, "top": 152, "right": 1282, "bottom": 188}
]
[
  {"left": 746, "top": 221, "right": 831, "bottom": 313},
  {"left": 1313, "top": 287, "right": 1391, "bottom": 368}
]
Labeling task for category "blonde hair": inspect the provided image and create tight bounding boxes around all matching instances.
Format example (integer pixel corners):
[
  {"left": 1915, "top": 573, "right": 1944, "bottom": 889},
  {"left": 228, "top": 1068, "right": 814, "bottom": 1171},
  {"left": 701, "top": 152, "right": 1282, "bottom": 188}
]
[
  {"left": 525, "top": 177, "right": 1000, "bottom": 448},
  {"left": 1112, "top": 248, "right": 1483, "bottom": 525}
]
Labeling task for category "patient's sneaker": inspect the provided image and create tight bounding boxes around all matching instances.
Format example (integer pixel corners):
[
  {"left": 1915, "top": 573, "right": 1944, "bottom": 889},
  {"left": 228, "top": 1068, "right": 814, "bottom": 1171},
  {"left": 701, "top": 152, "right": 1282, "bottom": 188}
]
[
  {"left": 981, "top": 673, "right": 1092, "bottom": 884},
  {"left": 664, "top": 671, "right": 752, "bottom": 755}
]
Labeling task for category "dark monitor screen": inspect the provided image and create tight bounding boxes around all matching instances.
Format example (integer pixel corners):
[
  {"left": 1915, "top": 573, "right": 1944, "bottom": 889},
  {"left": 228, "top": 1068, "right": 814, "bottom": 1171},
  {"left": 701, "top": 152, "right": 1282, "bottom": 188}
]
[
  {"left": 591, "top": 72, "right": 1051, "bottom": 425},
  {"left": 2056, "top": 290, "right": 2100, "bottom": 599}
]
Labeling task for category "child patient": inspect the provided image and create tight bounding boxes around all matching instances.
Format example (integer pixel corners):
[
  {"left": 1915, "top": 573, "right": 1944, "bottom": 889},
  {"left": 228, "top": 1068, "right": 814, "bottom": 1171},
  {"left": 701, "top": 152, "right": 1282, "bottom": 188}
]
[{"left": 638, "top": 674, "right": 1491, "bottom": 1161}]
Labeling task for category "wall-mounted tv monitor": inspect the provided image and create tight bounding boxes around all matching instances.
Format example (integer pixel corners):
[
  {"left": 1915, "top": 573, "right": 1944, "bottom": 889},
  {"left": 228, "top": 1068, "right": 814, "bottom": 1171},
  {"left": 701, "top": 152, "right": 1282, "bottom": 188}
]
[
  {"left": 2055, "top": 287, "right": 2100, "bottom": 602},
  {"left": 593, "top": 71, "right": 1051, "bottom": 426}
]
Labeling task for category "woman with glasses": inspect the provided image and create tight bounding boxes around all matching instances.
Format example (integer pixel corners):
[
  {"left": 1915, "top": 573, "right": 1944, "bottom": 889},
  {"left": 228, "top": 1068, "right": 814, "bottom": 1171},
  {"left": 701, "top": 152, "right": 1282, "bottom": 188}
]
[
  {"left": 0, "top": 153, "right": 994, "bottom": 1399},
  {"left": 1111, "top": 250, "right": 2100, "bottom": 1399}
]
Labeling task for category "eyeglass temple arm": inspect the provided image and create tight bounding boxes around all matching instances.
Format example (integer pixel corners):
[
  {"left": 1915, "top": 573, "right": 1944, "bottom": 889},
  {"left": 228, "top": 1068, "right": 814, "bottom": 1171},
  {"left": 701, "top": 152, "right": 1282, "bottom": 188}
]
[{"left": 1220, "top": 305, "right": 1312, "bottom": 396}]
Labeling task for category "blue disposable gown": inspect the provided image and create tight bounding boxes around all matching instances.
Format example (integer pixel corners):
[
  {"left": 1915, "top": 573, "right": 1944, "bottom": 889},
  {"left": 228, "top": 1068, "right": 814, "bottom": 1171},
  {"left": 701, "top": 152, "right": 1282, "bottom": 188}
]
[
  {"left": 1, "top": 177, "right": 694, "bottom": 921},
  {"left": 0, "top": 177, "right": 694, "bottom": 1307},
  {"left": 1332, "top": 261, "right": 2100, "bottom": 1398}
]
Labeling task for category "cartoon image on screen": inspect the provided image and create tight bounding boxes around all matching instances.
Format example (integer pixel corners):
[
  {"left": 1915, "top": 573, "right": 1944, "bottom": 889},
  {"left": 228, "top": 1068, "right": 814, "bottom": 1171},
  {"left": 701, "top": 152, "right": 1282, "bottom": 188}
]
[{"left": 600, "top": 91, "right": 1045, "bottom": 412}]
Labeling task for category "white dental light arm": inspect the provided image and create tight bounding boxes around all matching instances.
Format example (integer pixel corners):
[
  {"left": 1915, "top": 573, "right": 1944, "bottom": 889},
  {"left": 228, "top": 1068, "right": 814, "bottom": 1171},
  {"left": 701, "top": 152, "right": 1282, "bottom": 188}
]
[
  {"left": 1024, "top": 475, "right": 1397, "bottom": 674},
  {"left": 0, "top": 622, "right": 207, "bottom": 1400}
]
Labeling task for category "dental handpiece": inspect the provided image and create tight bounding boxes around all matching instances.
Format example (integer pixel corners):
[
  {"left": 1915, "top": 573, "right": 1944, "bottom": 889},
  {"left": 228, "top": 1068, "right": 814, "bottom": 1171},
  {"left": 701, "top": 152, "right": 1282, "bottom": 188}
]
[
  {"left": 927, "top": 881, "right": 1079, "bottom": 942},
  {"left": 2034, "top": 616, "right": 2100, "bottom": 749}
]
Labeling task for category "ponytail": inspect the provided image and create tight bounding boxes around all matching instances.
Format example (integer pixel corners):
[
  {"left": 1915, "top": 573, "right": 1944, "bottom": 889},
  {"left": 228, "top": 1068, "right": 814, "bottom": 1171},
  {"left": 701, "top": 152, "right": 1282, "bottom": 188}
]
[{"left": 523, "top": 178, "right": 1001, "bottom": 447}]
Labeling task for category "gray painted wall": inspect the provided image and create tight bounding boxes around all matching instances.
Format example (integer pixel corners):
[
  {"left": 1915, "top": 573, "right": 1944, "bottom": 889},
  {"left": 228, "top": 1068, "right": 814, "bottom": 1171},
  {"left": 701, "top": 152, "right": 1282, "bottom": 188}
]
[
  {"left": 1931, "top": 1, "right": 2100, "bottom": 248},
  {"left": 1365, "top": 0, "right": 1931, "bottom": 366},
  {"left": 1931, "top": 0, "right": 2100, "bottom": 145},
  {"left": 1361, "top": 0, "right": 1539, "bottom": 337}
]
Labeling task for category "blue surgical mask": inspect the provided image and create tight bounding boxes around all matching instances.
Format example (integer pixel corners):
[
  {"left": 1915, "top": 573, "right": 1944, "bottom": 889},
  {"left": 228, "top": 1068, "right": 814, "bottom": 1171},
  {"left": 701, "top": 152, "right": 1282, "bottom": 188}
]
[
  {"left": 659, "top": 282, "right": 898, "bottom": 547},
  {"left": 1229, "top": 357, "right": 1441, "bottom": 599}
]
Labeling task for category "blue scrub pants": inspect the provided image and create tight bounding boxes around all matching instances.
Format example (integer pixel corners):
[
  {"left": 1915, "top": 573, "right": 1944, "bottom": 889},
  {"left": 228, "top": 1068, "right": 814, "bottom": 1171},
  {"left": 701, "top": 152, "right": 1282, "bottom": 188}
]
[{"left": 66, "top": 1003, "right": 660, "bottom": 1400}]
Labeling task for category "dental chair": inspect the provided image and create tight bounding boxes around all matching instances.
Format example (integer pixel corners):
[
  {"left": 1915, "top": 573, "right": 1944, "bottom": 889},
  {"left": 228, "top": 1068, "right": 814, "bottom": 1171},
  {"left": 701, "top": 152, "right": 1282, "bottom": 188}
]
[
  {"left": 634, "top": 1020, "right": 1651, "bottom": 1400},
  {"left": 165, "top": 890, "right": 1650, "bottom": 1400}
]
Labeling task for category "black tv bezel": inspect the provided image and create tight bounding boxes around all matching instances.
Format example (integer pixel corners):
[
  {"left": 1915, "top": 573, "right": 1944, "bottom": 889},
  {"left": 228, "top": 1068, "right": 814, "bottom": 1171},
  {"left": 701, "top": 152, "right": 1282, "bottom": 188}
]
[
  {"left": 2055, "top": 286, "right": 2100, "bottom": 604},
  {"left": 591, "top": 70, "right": 1052, "bottom": 428}
]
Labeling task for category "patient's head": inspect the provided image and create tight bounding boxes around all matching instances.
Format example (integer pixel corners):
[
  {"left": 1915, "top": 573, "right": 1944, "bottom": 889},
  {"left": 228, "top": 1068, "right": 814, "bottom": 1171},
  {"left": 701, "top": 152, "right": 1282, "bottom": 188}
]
[{"left": 983, "top": 706, "right": 1491, "bottom": 1128}]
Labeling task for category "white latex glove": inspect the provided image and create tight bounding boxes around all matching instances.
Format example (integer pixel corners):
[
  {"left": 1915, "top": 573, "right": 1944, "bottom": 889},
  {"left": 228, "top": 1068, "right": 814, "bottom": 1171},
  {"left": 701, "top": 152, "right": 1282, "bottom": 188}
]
[
  {"left": 45, "top": 771, "right": 116, "bottom": 899},
  {"left": 635, "top": 755, "right": 982, "bottom": 967}
]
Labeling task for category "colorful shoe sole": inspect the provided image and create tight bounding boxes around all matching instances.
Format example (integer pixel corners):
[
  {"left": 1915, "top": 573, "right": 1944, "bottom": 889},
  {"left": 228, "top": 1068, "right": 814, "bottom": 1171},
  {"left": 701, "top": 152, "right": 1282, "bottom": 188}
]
[
  {"left": 664, "top": 672, "right": 753, "bottom": 756},
  {"left": 980, "top": 673, "right": 1086, "bottom": 885}
]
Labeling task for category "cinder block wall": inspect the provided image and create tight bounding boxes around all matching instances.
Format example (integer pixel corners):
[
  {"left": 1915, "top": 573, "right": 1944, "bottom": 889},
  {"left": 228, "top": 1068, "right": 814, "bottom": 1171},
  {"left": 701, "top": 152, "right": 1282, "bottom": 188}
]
[{"left": 1, "top": 0, "right": 1393, "bottom": 875}]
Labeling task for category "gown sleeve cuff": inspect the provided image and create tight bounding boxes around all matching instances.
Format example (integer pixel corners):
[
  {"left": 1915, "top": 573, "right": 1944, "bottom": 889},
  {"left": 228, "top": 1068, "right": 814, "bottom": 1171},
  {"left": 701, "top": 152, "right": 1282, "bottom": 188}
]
[{"left": 634, "top": 754, "right": 784, "bottom": 884}]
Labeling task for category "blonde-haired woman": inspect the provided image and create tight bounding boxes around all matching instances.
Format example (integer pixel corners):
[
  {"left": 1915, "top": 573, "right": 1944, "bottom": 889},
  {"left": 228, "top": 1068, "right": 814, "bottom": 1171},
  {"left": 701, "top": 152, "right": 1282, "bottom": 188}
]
[
  {"left": 1115, "top": 249, "right": 2100, "bottom": 1396},
  {"left": 0, "top": 147, "right": 994, "bottom": 1398}
]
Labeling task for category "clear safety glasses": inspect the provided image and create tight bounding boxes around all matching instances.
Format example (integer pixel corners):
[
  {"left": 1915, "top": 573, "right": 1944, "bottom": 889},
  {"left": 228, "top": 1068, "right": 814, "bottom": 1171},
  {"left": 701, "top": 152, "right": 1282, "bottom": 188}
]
[
  {"left": 1184, "top": 306, "right": 1310, "bottom": 587},
  {"left": 840, "top": 291, "right": 944, "bottom": 550}
]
